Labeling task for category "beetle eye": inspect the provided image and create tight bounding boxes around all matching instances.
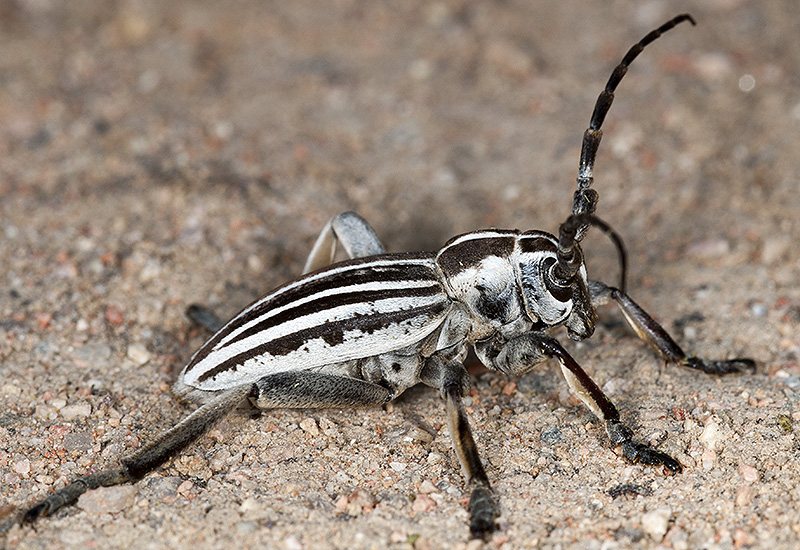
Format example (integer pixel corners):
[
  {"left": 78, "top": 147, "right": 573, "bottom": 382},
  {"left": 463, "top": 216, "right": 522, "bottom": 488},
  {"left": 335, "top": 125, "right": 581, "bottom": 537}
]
[{"left": 543, "top": 257, "right": 573, "bottom": 303}]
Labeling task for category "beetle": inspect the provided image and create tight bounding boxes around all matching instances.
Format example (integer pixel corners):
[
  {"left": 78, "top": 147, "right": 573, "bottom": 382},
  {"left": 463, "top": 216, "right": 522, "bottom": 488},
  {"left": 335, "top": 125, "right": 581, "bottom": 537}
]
[{"left": 19, "top": 13, "right": 754, "bottom": 537}]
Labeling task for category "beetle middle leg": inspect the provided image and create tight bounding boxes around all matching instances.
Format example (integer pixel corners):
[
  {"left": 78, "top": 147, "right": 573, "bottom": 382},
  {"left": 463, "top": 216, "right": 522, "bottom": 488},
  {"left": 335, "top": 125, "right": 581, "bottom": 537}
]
[
  {"left": 187, "top": 211, "right": 386, "bottom": 332},
  {"left": 303, "top": 211, "right": 386, "bottom": 273},
  {"left": 479, "top": 332, "right": 682, "bottom": 473},
  {"left": 589, "top": 280, "right": 755, "bottom": 374}
]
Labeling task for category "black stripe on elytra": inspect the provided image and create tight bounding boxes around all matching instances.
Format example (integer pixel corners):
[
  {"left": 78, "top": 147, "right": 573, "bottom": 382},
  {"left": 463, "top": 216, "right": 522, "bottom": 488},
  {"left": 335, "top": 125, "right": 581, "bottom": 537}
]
[
  {"left": 436, "top": 235, "right": 516, "bottom": 277},
  {"left": 220, "top": 282, "right": 444, "bottom": 350},
  {"left": 185, "top": 253, "right": 436, "bottom": 372},
  {"left": 238, "top": 254, "right": 437, "bottom": 328},
  {"left": 196, "top": 300, "right": 449, "bottom": 383}
]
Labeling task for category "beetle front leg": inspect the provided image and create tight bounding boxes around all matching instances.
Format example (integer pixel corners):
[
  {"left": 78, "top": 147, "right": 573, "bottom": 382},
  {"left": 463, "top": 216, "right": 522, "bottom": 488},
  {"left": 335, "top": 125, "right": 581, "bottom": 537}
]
[
  {"left": 421, "top": 357, "right": 497, "bottom": 538},
  {"left": 486, "top": 333, "right": 682, "bottom": 474},
  {"left": 589, "top": 280, "right": 755, "bottom": 374},
  {"left": 303, "top": 211, "right": 386, "bottom": 274}
]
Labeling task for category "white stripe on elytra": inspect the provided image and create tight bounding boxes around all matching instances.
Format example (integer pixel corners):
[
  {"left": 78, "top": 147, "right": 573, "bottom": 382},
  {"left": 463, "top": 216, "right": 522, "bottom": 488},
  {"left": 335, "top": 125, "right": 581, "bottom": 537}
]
[
  {"left": 214, "top": 276, "right": 441, "bottom": 351},
  {"left": 228, "top": 256, "right": 435, "bottom": 323}
]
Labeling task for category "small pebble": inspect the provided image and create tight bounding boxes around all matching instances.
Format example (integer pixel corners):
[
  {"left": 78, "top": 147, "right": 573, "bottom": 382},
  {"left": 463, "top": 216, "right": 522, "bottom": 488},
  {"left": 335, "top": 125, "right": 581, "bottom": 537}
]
[
  {"left": 63, "top": 431, "right": 94, "bottom": 452},
  {"left": 735, "top": 486, "right": 754, "bottom": 507},
  {"left": 236, "top": 520, "right": 258, "bottom": 534},
  {"left": 1, "top": 384, "right": 20, "bottom": 396},
  {"left": 239, "top": 497, "right": 259, "bottom": 512},
  {"left": 739, "top": 462, "right": 759, "bottom": 482},
  {"left": 49, "top": 397, "right": 67, "bottom": 410},
  {"left": 427, "top": 452, "right": 443, "bottom": 464},
  {"left": 701, "top": 448, "right": 716, "bottom": 470},
  {"left": 402, "top": 425, "right": 434, "bottom": 444},
  {"left": 127, "top": 343, "right": 151, "bottom": 365},
  {"left": 299, "top": 418, "right": 319, "bottom": 436},
  {"left": 540, "top": 427, "right": 562, "bottom": 444},
  {"left": 733, "top": 528, "right": 754, "bottom": 547},
  {"left": 77, "top": 485, "right": 137, "bottom": 514},
  {"left": 412, "top": 493, "right": 436, "bottom": 512},
  {"left": 418, "top": 480, "right": 437, "bottom": 494},
  {"left": 105, "top": 305, "right": 124, "bottom": 325},
  {"left": 348, "top": 488, "right": 376, "bottom": 509},
  {"left": 699, "top": 418, "right": 722, "bottom": 450},
  {"left": 668, "top": 527, "right": 689, "bottom": 550},
  {"left": 334, "top": 495, "right": 349, "bottom": 511},
  {"left": 60, "top": 403, "right": 92, "bottom": 420},
  {"left": 687, "top": 238, "right": 730, "bottom": 259},
  {"left": 641, "top": 507, "right": 671, "bottom": 540},
  {"left": 13, "top": 459, "right": 31, "bottom": 475},
  {"left": 177, "top": 479, "right": 194, "bottom": 497}
]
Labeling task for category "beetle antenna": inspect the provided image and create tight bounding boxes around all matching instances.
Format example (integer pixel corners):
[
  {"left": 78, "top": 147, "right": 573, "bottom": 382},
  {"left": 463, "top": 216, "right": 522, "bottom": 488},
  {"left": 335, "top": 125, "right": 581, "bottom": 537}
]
[
  {"left": 553, "top": 214, "right": 628, "bottom": 294},
  {"left": 585, "top": 215, "right": 628, "bottom": 294},
  {"left": 573, "top": 13, "right": 696, "bottom": 222},
  {"left": 558, "top": 13, "right": 696, "bottom": 280}
]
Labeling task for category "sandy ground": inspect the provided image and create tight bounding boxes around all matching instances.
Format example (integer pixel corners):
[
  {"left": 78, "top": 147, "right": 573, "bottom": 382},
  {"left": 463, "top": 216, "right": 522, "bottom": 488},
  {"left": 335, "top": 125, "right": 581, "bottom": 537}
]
[{"left": 1, "top": 1, "right": 799, "bottom": 549}]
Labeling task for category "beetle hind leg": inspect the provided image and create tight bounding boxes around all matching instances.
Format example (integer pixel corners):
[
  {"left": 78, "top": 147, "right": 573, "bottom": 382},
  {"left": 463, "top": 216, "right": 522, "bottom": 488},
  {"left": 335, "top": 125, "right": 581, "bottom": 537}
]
[
  {"left": 185, "top": 211, "right": 388, "bottom": 331},
  {"left": 249, "top": 371, "right": 392, "bottom": 409},
  {"left": 22, "top": 373, "right": 392, "bottom": 525},
  {"left": 185, "top": 303, "right": 226, "bottom": 333},
  {"left": 22, "top": 384, "right": 252, "bottom": 524}
]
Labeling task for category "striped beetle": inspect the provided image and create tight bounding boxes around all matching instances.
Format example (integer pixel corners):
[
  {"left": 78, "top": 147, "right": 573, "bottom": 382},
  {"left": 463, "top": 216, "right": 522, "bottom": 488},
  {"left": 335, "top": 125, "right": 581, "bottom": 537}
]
[{"left": 21, "top": 14, "right": 754, "bottom": 537}]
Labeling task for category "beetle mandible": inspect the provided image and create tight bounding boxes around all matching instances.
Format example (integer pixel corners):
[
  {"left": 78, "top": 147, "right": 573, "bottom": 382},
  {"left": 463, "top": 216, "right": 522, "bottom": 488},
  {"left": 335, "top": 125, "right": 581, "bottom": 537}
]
[{"left": 20, "top": 13, "right": 754, "bottom": 538}]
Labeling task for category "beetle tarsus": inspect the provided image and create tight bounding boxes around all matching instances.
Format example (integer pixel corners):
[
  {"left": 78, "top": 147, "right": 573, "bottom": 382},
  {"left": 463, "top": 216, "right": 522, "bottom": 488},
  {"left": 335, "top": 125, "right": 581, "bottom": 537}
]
[
  {"left": 681, "top": 356, "right": 756, "bottom": 375},
  {"left": 607, "top": 420, "right": 682, "bottom": 474},
  {"left": 186, "top": 303, "right": 225, "bottom": 333},
  {"left": 468, "top": 485, "right": 497, "bottom": 539},
  {"left": 22, "top": 469, "right": 130, "bottom": 524}
]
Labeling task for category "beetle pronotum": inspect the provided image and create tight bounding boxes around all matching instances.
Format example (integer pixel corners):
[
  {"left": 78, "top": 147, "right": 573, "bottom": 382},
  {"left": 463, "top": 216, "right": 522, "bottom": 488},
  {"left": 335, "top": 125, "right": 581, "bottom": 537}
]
[{"left": 18, "top": 13, "right": 754, "bottom": 538}]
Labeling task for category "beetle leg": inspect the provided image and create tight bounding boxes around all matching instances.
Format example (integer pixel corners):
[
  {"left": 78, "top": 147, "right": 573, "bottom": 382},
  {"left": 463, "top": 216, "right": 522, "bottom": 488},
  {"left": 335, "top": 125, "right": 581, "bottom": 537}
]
[
  {"left": 185, "top": 303, "right": 226, "bottom": 333},
  {"left": 303, "top": 211, "right": 386, "bottom": 274},
  {"left": 589, "top": 280, "right": 755, "bottom": 374},
  {"left": 22, "top": 384, "right": 252, "bottom": 523},
  {"left": 249, "top": 371, "right": 392, "bottom": 409},
  {"left": 185, "top": 212, "right": 387, "bottom": 331},
  {"left": 23, "top": 372, "right": 392, "bottom": 525},
  {"left": 421, "top": 357, "right": 497, "bottom": 538},
  {"left": 486, "top": 332, "right": 682, "bottom": 474}
]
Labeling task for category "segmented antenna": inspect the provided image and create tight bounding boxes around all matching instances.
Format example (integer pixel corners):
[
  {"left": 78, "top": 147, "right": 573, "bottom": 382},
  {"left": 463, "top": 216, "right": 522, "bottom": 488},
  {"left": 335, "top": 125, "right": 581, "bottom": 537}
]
[
  {"left": 556, "top": 13, "right": 696, "bottom": 283},
  {"left": 553, "top": 214, "right": 628, "bottom": 293}
]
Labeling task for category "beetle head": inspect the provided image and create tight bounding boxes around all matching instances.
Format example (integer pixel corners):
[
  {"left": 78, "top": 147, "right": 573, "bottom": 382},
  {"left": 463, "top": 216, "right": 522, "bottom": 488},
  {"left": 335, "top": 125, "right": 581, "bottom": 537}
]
[{"left": 516, "top": 231, "right": 595, "bottom": 340}]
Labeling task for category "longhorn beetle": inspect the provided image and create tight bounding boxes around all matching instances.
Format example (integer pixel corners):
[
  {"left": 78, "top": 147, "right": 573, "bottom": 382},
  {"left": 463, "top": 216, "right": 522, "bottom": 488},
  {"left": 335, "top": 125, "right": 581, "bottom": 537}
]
[{"left": 20, "top": 14, "right": 754, "bottom": 537}]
